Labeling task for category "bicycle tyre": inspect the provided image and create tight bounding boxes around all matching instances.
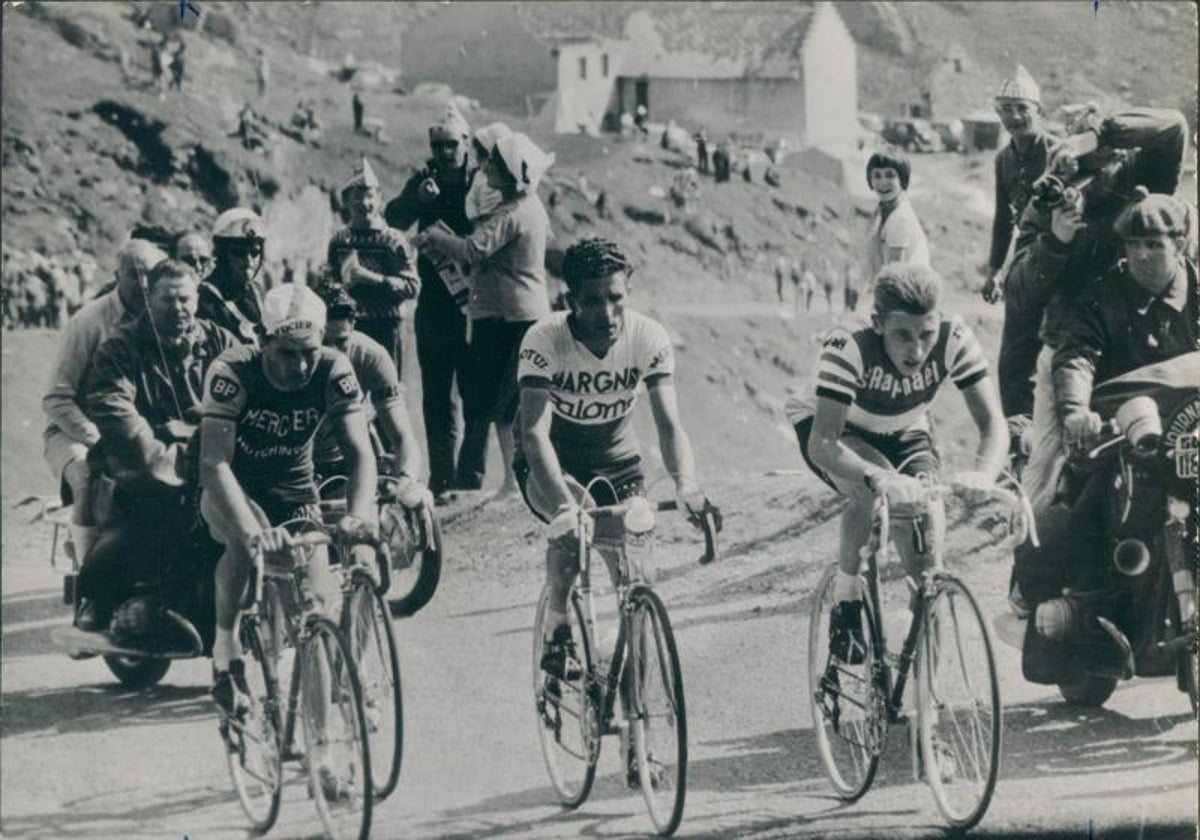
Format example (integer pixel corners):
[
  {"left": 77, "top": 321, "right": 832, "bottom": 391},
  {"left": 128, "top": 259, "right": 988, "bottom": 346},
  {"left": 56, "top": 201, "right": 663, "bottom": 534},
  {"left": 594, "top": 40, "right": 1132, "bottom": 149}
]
[
  {"left": 916, "top": 572, "right": 1001, "bottom": 832},
  {"left": 386, "top": 508, "right": 443, "bottom": 618},
  {"left": 532, "top": 585, "right": 599, "bottom": 808},
  {"left": 299, "top": 616, "right": 373, "bottom": 840},
  {"left": 344, "top": 570, "right": 404, "bottom": 800},
  {"left": 224, "top": 617, "right": 283, "bottom": 833},
  {"left": 807, "top": 564, "right": 882, "bottom": 802},
  {"left": 627, "top": 585, "right": 688, "bottom": 837}
]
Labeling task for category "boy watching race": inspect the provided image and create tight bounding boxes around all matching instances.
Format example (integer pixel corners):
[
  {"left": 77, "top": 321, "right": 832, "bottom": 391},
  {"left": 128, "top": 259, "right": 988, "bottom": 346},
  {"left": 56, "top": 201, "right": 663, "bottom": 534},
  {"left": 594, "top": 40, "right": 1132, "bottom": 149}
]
[
  {"left": 198, "top": 284, "right": 378, "bottom": 717},
  {"left": 513, "top": 237, "right": 720, "bottom": 681},
  {"left": 786, "top": 263, "right": 1007, "bottom": 661}
]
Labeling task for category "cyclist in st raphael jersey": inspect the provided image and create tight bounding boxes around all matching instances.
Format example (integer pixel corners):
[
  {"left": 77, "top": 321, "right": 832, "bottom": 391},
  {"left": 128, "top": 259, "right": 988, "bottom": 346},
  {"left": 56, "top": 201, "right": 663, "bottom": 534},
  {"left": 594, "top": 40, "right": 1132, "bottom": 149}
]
[
  {"left": 198, "top": 284, "right": 378, "bottom": 717},
  {"left": 786, "top": 262, "right": 1007, "bottom": 661},
  {"left": 312, "top": 285, "right": 432, "bottom": 511},
  {"left": 514, "top": 237, "right": 719, "bottom": 679}
]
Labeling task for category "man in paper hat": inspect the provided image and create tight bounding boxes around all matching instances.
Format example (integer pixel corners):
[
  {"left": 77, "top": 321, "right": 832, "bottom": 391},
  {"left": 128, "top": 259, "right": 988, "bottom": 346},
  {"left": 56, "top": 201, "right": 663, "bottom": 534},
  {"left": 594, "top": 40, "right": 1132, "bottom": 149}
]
[{"left": 328, "top": 156, "right": 420, "bottom": 376}]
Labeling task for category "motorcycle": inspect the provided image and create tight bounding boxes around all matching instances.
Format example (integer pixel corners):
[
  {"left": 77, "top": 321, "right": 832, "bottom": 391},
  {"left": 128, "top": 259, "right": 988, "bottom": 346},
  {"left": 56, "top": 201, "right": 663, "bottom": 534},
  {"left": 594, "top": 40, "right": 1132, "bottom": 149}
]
[
  {"left": 17, "top": 491, "right": 219, "bottom": 689},
  {"left": 1009, "top": 354, "right": 1198, "bottom": 710}
]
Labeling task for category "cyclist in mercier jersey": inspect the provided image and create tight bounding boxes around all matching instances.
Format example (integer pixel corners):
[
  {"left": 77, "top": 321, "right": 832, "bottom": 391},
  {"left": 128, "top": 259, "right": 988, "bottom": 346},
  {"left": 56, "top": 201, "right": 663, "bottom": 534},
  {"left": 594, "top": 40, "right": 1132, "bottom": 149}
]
[{"left": 513, "top": 237, "right": 720, "bottom": 680}]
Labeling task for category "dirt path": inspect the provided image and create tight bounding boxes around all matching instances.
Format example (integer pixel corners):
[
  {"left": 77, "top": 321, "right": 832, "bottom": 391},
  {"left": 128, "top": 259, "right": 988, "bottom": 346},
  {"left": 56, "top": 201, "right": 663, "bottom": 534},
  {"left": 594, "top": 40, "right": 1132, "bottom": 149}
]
[{"left": 2, "top": 478, "right": 1195, "bottom": 839}]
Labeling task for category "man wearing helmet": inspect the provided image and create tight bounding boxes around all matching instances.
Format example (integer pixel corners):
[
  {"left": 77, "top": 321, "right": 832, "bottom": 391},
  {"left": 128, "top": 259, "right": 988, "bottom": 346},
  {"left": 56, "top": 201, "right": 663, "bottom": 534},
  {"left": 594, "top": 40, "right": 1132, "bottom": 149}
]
[{"left": 198, "top": 207, "right": 267, "bottom": 344}]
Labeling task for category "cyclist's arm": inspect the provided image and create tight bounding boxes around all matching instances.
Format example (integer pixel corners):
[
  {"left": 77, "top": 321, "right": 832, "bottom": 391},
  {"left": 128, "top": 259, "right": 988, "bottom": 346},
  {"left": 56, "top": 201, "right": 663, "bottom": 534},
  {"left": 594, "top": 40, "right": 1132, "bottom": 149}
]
[
  {"left": 374, "top": 393, "right": 423, "bottom": 479},
  {"left": 329, "top": 409, "right": 378, "bottom": 529},
  {"left": 518, "top": 384, "right": 575, "bottom": 514},
  {"left": 959, "top": 376, "right": 1008, "bottom": 482},
  {"left": 199, "top": 416, "right": 262, "bottom": 547},
  {"left": 646, "top": 376, "right": 699, "bottom": 494},
  {"left": 808, "top": 396, "right": 886, "bottom": 496}
]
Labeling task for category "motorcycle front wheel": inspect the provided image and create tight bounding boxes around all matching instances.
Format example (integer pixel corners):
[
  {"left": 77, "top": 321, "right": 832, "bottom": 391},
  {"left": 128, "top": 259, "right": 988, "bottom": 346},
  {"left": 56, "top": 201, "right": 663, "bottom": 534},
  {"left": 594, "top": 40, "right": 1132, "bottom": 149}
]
[
  {"left": 1057, "top": 674, "right": 1118, "bottom": 707},
  {"left": 104, "top": 654, "right": 171, "bottom": 688}
]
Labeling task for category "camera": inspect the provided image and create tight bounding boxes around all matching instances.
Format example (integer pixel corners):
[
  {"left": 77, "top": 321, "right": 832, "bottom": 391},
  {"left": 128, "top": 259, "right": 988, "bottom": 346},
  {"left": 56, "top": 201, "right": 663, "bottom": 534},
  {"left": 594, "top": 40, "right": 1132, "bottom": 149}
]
[
  {"left": 418, "top": 177, "right": 440, "bottom": 201},
  {"left": 1030, "top": 173, "right": 1082, "bottom": 212}
]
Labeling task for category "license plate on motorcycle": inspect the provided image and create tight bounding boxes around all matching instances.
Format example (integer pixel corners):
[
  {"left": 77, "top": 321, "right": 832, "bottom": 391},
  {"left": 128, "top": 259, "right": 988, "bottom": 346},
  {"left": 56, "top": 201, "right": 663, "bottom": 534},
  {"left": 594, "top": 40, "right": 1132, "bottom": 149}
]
[{"left": 1175, "top": 437, "right": 1198, "bottom": 480}]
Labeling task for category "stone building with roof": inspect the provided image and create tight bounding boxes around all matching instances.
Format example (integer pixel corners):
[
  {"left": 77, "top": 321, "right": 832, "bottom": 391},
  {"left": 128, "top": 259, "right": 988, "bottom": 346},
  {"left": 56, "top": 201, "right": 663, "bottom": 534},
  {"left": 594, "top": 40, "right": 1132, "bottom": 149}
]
[{"left": 400, "top": 2, "right": 858, "bottom": 145}]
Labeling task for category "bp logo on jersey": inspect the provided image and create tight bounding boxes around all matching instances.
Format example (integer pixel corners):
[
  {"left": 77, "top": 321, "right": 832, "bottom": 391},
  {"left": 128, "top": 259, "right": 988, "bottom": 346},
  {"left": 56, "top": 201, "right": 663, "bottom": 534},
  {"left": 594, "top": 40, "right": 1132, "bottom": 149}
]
[
  {"left": 333, "top": 373, "right": 360, "bottom": 399},
  {"left": 209, "top": 374, "right": 240, "bottom": 403}
]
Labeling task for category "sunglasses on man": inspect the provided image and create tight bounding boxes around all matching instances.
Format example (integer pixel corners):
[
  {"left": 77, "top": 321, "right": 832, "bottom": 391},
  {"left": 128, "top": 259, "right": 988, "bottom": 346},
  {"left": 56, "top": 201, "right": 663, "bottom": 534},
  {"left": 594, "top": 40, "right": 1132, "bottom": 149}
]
[{"left": 225, "top": 243, "right": 263, "bottom": 259}]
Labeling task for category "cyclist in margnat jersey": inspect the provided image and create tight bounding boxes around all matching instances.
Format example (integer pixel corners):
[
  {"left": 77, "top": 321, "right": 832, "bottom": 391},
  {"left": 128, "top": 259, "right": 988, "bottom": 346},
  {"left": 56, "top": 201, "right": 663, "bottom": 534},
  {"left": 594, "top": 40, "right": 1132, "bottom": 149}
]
[
  {"left": 199, "top": 284, "right": 378, "bottom": 728},
  {"left": 514, "top": 238, "right": 720, "bottom": 682},
  {"left": 787, "top": 262, "right": 1007, "bottom": 662}
]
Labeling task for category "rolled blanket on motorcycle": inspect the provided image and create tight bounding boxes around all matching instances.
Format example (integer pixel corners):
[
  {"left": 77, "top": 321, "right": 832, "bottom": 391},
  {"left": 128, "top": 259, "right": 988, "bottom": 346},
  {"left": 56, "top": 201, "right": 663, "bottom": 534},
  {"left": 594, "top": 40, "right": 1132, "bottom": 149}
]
[
  {"left": 74, "top": 449, "right": 221, "bottom": 656},
  {"left": 1014, "top": 354, "right": 1199, "bottom": 696}
]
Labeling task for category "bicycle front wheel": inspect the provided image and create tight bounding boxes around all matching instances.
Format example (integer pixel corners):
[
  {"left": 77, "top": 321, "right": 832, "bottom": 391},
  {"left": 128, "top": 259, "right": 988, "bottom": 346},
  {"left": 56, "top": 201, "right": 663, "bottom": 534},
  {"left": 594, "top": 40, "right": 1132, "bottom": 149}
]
[
  {"left": 532, "top": 585, "right": 599, "bottom": 808},
  {"left": 627, "top": 585, "right": 687, "bottom": 837},
  {"left": 807, "top": 565, "right": 883, "bottom": 802},
  {"left": 916, "top": 573, "right": 1002, "bottom": 832},
  {"left": 345, "top": 570, "right": 403, "bottom": 800},
  {"left": 300, "top": 616, "right": 373, "bottom": 840},
  {"left": 224, "top": 617, "right": 283, "bottom": 833}
]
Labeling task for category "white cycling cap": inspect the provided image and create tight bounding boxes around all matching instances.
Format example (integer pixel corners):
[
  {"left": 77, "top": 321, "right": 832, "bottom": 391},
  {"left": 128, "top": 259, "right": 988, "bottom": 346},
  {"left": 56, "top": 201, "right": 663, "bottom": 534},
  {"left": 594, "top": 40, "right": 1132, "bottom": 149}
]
[{"left": 261, "top": 283, "right": 326, "bottom": 338}]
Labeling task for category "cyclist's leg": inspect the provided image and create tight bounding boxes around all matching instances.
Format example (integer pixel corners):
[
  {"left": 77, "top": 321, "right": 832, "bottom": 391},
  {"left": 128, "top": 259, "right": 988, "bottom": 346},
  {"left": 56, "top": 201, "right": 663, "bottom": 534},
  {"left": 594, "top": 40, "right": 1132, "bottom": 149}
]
[
  {"left": 589, "top": 459, "right": 646, "bottom": 588},
  {"left": 795, "top": 419, "right": 890, "bottom": 659},
  {"left": 889, "top": 430, "right": 945, "bottom": 585},
  {"left": 202, "top": 491, "right": 270, "bottom": 713}
]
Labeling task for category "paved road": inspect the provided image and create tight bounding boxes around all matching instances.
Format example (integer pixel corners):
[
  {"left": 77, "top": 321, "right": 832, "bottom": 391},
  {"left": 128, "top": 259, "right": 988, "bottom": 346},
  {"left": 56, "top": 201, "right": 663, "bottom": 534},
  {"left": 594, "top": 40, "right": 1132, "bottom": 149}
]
[{"left": 2, "top": 494, "right": 1196, "bottom": 839}]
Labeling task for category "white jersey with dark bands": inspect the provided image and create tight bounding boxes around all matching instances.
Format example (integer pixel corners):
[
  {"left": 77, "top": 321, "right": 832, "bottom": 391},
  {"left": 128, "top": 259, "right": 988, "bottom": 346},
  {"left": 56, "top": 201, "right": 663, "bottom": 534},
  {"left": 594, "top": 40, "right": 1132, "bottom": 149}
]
[{"left": 786, "top": 315, "right": 989, "bottom": 435}]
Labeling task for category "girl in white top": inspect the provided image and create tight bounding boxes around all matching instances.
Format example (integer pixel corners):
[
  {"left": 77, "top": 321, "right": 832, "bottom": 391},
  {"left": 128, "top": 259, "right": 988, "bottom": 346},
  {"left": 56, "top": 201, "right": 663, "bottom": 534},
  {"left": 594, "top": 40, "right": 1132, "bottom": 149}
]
[
  {"left": 465, "top": 122, "right": 512, "bottom": 222},
  {"left": 864, "top": 147, "right": 931, "bottom": 281}
]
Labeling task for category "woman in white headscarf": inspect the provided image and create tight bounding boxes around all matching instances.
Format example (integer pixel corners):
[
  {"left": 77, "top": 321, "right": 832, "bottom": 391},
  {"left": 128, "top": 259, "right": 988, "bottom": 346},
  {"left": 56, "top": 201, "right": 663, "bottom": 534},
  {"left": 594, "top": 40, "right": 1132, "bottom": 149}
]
[
  {"left": 465, "top": 122, "right": 512, "bottom": 222},
  {"left": 418, "top": 132, "right": 555, "bottom": 497}
]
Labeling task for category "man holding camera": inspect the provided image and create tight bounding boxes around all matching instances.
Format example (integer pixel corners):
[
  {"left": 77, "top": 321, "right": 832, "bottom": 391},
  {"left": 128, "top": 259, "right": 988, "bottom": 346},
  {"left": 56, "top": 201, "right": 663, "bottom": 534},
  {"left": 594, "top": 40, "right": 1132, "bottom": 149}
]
[
  {"left": 384, "top": 103, "right": 485, "bottom": 502},
  {"left": 1001, "top": 105, "right": 1187, "bottom": 514}
]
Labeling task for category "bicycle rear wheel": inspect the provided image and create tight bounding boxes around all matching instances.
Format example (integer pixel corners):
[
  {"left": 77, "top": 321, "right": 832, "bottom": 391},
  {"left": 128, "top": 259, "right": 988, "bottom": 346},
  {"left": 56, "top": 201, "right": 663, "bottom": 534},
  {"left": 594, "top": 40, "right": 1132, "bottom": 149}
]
[
  {"left": 807, "top": 565, "right": 883, "bottom": 802},
  {"left": 344, "top": 570, "right": 403, "bottom": 800},
  {"left": 300, "top": 616, "right": 373, "bottom": 840},
  {"left": 916, "top": 573, "right": 1001, "bottom": 832},
  {"left": 224, "top": 617, "right": 282, "bottom": 833},
  {"left": 532, "top": 585, "right": 599, "bottom": 808},
  {"left": 627, "top": 585, "right": 687, "bottom": 837}
]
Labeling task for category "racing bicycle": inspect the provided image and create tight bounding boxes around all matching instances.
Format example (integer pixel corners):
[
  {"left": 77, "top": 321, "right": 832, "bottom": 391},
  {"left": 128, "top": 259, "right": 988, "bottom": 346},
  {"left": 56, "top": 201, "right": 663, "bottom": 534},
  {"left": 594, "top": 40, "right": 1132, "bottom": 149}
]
[
  {"left": 221, "top": 519, "right": 374, "bottom": 840},
  {"left": 532, "top": 479, "right": 720, "bottom": 837},
  {"left": 807, "top": 470, "right": 1034, "bottom": 832}
]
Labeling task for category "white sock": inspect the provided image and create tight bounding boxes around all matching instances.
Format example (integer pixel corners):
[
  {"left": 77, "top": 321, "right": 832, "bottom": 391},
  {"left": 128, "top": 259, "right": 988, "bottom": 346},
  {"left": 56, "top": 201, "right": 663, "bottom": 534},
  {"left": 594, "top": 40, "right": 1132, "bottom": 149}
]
[
  {"left": 544, "top": 609, "right": 569, "bottom": 639},
  {"left": 833, "top": 571, "right": 860, "bottom": 603},
  {"left": 68, "top": 524, "right": 97, "bottom": 563},
  {"left": 212, "top": 627, "right": 242, "bottom": 671}
]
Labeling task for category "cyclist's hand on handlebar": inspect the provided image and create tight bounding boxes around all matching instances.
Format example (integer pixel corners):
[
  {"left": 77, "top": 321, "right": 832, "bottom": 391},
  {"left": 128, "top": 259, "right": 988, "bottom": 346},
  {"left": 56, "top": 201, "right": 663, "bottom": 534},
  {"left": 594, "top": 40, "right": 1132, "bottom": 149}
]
[
  {"left": 254, "top": 527, "right": 294, "bottom": 555},
  {"left": 679, "top": 488, "right": 723, "bottom": 533},
  {"left": 547, "top": 504, "right": 591, "bottom": 545},
  {"left": 953, "top": 470, "right": 995, "bottom": 506},
  {"left": 336, "top": 514, "right": 379, "bottom": 546},
  {"left": 1063, "top": 409, "right": 1103, "bottom": 451},
  {"left": 875, "top": 472, "right": 927, "bottom": 507}
]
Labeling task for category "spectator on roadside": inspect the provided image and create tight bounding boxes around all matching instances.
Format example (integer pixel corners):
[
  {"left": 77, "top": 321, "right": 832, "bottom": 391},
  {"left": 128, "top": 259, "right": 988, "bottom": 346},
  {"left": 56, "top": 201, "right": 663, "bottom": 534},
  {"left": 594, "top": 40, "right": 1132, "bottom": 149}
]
[
  {"left": 695, "top": 129, "right": 710, "bottom": 174},
  {"left": 168, "top": 40, "right": 185, "bottom": 92},
  {"left": 172, "top": 231, "right": 212, "bottom": 278},
  {"left": 774, "top": 255, "right": 787, "bottom": 303},
  {"left": 352, "top": 91, "right": 364, "bottom": 133},
  {"left": 42, "top": 240, "right": 167, "bottom": 569},
  {"left": 713, "top": 141, "right": 731, "bottom": 183},
  {"left": 802, "top": 262, "right": 818, "bottom": 312},
  {"left": 983, "top": 66, "right": 1056, "bottom": 304},
  {"left": 822, "top": 265, "right": 836, "bottom": 312},
  {"left": 150, "top": 39, "right": 167, "bottom": 98},
  {"left": 789, "top": 258, "right": 803, "bottom": 311},
  {"left": 843, "top": 262, "right": 860, "bottom": 312},
  {"left": 385, "top": 103, "right": 484, "bottom": 502},
  {"left": 417, "top": 132, "right": 555, "bottom": 498},
  {"left": 863, "top": 146, "right": 930, "bottom": 282},
  {"left": 634, "top": 103, "right": 648, "bottom": 135},
  {"left": 328, "top": 157, "right": 421, "bottom": 374},
  {"left": 256, "top": 50, "right": 269, "bottom": 98}
]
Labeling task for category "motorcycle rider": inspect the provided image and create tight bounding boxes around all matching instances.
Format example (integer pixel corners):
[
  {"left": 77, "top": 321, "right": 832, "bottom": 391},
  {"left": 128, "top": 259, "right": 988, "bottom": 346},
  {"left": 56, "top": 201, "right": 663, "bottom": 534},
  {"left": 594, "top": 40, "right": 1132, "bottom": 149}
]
[
  {"left": 43, "top": 239, "right": 168, "bottom": 568},
  {"left": 198, "top": 207, "right": 267, "bottom": 344},
  {"left": 77, "top": 259, "right": 238, "bottom": 631}
]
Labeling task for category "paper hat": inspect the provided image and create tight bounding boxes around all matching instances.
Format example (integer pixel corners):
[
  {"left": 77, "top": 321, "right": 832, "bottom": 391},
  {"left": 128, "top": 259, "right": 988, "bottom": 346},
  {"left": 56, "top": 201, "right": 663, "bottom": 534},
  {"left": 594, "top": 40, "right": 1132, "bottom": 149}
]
[
  {"left": 429, "top": 100, "right": 470, "bottom": 142},
  {"left": 995, "top": 64, "right": 1041, "bottom": 104},
  {"left": 473, "top": 122, "right": 513, "bottom": 155},
  {"left": 341, "top": 157, "right": 381, "bottom": 195}
]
